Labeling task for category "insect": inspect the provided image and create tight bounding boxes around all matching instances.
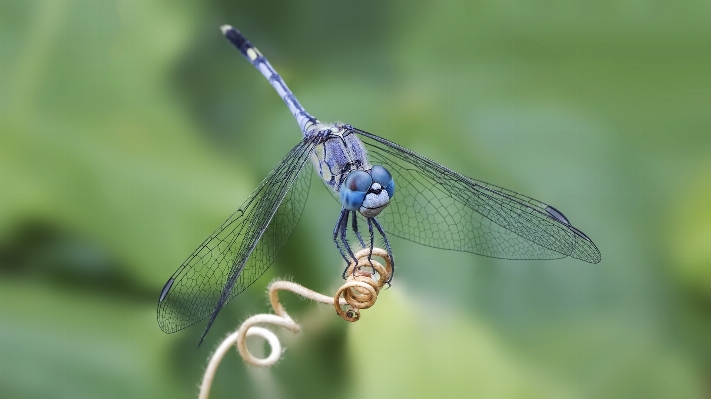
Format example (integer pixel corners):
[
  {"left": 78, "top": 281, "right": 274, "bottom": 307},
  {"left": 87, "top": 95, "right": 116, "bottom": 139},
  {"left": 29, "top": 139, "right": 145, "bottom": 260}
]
[{"left": 157, "top": 26, "right": 601, "bottom": 345}]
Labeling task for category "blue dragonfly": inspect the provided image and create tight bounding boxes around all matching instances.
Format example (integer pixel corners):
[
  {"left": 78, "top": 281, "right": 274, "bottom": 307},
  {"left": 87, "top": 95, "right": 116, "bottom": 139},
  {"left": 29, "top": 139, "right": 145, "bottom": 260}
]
[{"left": 157, "top": 26, "right": 601, "bottom": 345}]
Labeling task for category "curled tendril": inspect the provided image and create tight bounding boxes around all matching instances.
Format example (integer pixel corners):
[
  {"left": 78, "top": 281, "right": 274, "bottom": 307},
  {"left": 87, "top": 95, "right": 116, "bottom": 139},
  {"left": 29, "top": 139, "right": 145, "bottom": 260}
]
[
  {"left": 334, "top": 248, "right": 392, "bottom": 322},
  {"left": 198, "top": 248, "right": 392, "bottom": 399}
]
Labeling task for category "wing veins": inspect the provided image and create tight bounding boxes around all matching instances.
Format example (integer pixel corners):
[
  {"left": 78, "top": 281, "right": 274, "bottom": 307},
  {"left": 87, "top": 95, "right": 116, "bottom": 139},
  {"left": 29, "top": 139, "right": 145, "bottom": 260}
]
[
  {"left": 157, "top": 137, "right": 318, "bottom": 334},
  {"left": 354, "top": 128, "right": 597, "bottom": 261}
]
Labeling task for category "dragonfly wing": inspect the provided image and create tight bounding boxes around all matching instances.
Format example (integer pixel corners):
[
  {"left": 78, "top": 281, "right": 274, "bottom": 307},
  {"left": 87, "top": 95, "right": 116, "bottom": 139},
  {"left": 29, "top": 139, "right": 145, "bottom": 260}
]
[
  {"left": 353, "top": 128, "right": 600, "bottom": 264},
  {"left": 157, "top": 137, "right": 317, "bottom": 336}
]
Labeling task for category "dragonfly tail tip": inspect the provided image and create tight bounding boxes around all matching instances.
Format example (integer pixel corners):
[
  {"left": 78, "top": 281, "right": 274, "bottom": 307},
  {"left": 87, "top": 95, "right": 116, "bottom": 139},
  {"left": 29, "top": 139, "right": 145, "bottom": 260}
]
[{"left": 220, "top": 25, "right": 233, "bottom": 35}]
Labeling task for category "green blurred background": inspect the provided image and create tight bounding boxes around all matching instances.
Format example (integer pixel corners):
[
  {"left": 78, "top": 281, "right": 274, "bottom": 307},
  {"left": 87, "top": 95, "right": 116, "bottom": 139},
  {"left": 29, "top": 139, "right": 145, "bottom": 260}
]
[{"left": 2, "top": 0, "right": 710, "bottom": 398}]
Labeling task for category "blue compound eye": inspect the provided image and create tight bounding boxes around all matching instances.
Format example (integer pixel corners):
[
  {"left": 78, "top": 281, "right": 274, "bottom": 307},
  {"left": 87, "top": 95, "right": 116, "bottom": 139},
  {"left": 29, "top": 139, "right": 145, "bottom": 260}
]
[
  {"left": 344, "top": 170, "right": 372, "bottom": 193},
  {"left": 370, "top": 166, "right": 392, "bottom": 186},
  {"left": 340, "top": 171, "right": 372, "bottom": 211},
  {"left": 370, "top": 165, "right": 395, "bottom": 199}
]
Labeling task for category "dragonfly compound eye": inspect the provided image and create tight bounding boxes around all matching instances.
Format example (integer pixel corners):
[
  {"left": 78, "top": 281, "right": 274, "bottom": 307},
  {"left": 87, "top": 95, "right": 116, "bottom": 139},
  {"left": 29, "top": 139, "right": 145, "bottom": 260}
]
[
  {"left": 340, "top": 170, "right": 372, "bottom": 211},
  {"left": 370, "top": 165, "right": 395, "bottom": 199}
]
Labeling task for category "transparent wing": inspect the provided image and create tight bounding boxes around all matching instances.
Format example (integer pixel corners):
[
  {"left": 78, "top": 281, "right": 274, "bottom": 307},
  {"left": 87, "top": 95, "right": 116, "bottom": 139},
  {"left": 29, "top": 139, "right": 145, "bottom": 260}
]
[
  {"left": 353, "top": 128, "right": 600, "bottom": 263},
  {"left": 157, "top": 138, "right": 317, "bottom": 335}
]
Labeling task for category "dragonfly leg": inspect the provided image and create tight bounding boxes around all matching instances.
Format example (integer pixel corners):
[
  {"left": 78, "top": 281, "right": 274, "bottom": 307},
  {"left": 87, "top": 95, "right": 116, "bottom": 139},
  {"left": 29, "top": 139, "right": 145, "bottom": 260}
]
[
  {"left": 372, "top": 217, "right": 394, "bottom": 283},
  {"left": 340, "top": 210, "right": 357, "bottom": 262},
  {"left": 333, "top": 208, "right": 351, "bottom": 265},
  {"left": 351, "top": 211, "right": 366, "bottom": 248},
  {"left": 366, "top": 217, "right": 375, "bottom": 268}
]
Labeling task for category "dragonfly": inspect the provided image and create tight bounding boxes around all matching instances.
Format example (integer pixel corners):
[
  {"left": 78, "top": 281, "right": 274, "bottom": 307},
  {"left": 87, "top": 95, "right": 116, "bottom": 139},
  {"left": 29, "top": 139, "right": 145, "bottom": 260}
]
[{"left": 157, "top": 25, "right": 601, "bottom": 345}]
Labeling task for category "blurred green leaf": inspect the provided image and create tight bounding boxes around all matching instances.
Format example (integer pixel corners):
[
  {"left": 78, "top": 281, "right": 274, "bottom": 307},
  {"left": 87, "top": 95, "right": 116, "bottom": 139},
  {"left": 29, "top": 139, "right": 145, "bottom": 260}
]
[
  {"left": 667, "top": 164, "right": 711, "bottom": 299},
  {"left": 348, "top": 290, "right": 572, "bottom": 399},
  {"left": 0, "top": 279, "right": 188, "bottom": 399},
  {"left": 0, "top": 0, "right": 251, "bottom": 286},
  {"left": 348, "top": 290, "right": 704, "bottom": 399}
]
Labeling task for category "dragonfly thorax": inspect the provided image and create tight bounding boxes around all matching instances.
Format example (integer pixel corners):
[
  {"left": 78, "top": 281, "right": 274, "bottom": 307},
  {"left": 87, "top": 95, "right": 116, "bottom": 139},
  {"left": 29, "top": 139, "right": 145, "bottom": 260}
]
[
  {"left": 340, "top": 166, "right": 395, "bottom": 218},
  {"left": 311, "top": 123, "right": 369, "bottom": 192}
]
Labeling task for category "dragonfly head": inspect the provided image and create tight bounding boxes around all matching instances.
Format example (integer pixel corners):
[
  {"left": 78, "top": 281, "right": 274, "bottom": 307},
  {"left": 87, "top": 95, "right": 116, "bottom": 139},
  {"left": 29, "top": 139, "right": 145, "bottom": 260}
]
[{"left": 340, "top": 165, "right": 395, "bottom": 218}]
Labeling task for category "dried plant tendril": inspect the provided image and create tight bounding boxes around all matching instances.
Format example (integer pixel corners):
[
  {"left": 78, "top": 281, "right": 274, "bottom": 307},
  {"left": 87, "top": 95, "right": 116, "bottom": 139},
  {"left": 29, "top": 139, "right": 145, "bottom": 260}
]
[{"left": 198, "top": 248, "right": 392, "bottom": 399}]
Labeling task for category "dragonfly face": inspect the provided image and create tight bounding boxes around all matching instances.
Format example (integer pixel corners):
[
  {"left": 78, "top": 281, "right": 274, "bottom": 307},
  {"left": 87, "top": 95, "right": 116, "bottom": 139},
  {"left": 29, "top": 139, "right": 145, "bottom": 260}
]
[{"left": 340, "top": 165, "right": 395, "bottom": 218}]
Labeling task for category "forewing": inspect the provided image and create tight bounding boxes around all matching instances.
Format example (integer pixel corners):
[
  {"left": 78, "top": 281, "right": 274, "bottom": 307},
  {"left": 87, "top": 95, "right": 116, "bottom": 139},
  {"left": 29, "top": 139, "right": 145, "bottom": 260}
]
[
  {"left": 353, "top": 128, "right": 600, "bottom": 263},
  {"left": 157, "top": 138, "right": 317, "bottom": 334}
]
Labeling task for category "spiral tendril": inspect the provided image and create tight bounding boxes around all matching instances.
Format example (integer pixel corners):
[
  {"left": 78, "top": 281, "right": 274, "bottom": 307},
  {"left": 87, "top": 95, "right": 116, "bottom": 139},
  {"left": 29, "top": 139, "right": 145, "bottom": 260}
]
[{"left": 198, "top": 248, "right": 392, "bottom": 399}]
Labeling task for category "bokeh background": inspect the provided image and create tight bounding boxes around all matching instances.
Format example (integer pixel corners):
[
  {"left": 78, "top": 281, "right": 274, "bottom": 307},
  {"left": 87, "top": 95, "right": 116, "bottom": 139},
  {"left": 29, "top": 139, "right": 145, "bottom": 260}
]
[{"left": 2, "top": 0, "right": 710, "bottom": 398}]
